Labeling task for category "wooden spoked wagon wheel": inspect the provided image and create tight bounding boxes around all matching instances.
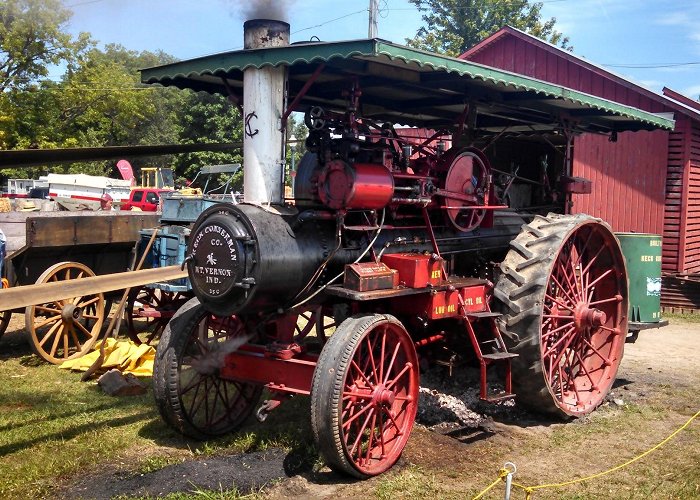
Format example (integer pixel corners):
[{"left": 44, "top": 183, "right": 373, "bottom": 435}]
[
  {"left": 495, "top": 214, "right": 628, "bottom": 417},
  {"left": 25, "top": 262, "right": 105, "bottom": 364},
  {"left": 125, "top": 286, "right": 190, "bottom": 345},
  {"left": 153, "top": 298, "right": 262, "bottom": 440},
  {"left": 311, "top": 313, "right": 420, "bottom": 478}
]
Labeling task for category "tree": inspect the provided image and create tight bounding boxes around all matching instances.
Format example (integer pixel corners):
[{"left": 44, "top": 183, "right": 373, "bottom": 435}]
[
  {"left": 173, "top": 91, "right": 244, "bottom": 188},
  {"left": 0, "top": 44, "right": 184, "bottom": 177},
  {"left": 407, "top": 0, "right": 569, "bottom": 57},
  {"left": 58, "top": 46, "right": 179, "bottom": 148},
  {"left": 0, "top": 0, "right": 90, "bottom": 92}
]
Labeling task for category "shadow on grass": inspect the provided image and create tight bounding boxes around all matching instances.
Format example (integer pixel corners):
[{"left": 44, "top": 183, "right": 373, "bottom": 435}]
[
  {"left": 66, "top": 397, "right": 331, "bottom": 499},
  {"left": 612, "top": 377, "right": 634, "bottom": 390},
  {"left": 0, "top": 329, "right": 33, "bottom": 359},
  {"left": 0, "top": 397, "right": 147, "bottom": 434},
  {"left": 139, "top": 392, "right": 319, "bottom": 474},
  {"left": 0, "top": 410, "right": 154, "bottom": 457},
  {"left": 0, "top": 324, "right": 134, "bottom": 362}
]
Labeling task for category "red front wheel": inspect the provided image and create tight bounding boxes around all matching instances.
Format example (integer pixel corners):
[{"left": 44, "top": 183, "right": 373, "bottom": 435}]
[
  {"left": 153, "top": 298, "right": 262, "bottom": 439},
  {"left": 311, "top": 314, "right": 419, "bottom": 478}
]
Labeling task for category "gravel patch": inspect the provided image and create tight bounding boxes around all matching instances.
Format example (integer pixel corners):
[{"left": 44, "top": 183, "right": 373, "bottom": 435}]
[{"left": 417, "top": 365, "right": 518, "bottom": 432}]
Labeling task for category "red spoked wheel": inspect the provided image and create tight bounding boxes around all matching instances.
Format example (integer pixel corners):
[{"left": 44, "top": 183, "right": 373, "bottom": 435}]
[
  {"left": 293, "top": 306, "right": 337, "bottom": 347},
  {"left": 126, "top": 287, "right": 190, "bottom": 345},
  {"left": 311, "top": 314, "right": 419, "bottom": 478},
  {"left": 495, "top": 214, "right": 628, "bottom": 417},
  {"left": 438, "top": 147, "right": 490, "bottom": 232},
  {"left": 153, "top": 298, "right": 262, "bottom": 439}
]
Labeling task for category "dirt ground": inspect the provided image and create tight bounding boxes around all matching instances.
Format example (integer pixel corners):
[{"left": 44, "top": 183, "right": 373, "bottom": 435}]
[{"left": 4, "top": 314, "right": 698, "bottom": 499}]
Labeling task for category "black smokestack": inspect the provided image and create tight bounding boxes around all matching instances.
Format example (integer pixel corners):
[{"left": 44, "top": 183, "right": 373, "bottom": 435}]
[{"left": 243, "top": 19, "right": 290, "bottom": 49}]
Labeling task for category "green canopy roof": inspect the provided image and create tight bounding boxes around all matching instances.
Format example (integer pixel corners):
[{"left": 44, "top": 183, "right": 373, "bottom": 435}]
[{"left": 141, "top": 39, "right": 674, "bottom": 134}]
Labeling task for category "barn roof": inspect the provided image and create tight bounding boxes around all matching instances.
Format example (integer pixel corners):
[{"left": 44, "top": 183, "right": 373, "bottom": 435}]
[
  {"left": 141, "top": 38, "right": 673, "bottom": 134},
  {"left": 461, "top": 25, "right": 700, "bottom": 123}
]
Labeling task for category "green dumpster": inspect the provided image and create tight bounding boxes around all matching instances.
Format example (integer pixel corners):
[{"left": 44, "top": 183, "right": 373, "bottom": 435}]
[{"left": 615, "top": 233, "right": 662, "bottom": 324}]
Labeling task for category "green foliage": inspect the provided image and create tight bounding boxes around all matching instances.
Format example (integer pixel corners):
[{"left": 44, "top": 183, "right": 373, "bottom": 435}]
[
  {"left": 0, "top": 0, "right": 91, "bottom": 92},
  {"left": 173, "top": 91, "right": 243, "bottom": 186},
  {"left": 0, "top": 40, "right": 184, "bottom": 177},
  {"left": 57, "top": 45, "right": 180, "bottom": 149},
  {"left": 0, "top": 1, "right": 295, "bottom": 188},
  {"left": 407, "top": 0, "right": 570, "bottom": 56}
]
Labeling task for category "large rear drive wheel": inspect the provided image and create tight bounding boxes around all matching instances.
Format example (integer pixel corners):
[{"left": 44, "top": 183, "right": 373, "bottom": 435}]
[
  {"left": 153, "top": 298, "right": 262, "bottom": 440},
  {"left": 494, "top": 214, "right": 628, "bottom": 418},
  {"left": 311, "top": 314, "right": 419, "bottom": 478}
]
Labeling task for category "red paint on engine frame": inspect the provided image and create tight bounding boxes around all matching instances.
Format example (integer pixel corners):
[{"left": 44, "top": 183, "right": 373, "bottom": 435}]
[{"left": 389, "top": 284, "right": 488, "bottom": 320}]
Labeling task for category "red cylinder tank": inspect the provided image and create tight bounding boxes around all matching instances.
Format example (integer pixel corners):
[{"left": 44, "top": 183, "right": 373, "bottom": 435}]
[{"left": 317, "top": 160, "right": 394, "bottom": 210}]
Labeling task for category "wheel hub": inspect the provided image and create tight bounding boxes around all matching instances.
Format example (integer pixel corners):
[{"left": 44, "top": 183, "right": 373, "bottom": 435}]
[
  {"left": 371, "top": 384, "right": 395, "bottom": 408},
  {"left": 574, "top": 303, "right": 606, "bottom": 329},
  {"left": 61, "top": 304, "right": 82, "bottom": 322}
]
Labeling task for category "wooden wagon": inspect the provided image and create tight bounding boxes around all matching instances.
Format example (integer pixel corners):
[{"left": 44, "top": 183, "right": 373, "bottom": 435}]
[{"left": 0, "top": 210, "right": 186, "bottom": 363}]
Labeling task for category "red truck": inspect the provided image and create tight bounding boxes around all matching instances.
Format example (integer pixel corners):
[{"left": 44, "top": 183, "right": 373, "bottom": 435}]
[{"left": 120, "top": 188, "right": 172, "bottom": 211}]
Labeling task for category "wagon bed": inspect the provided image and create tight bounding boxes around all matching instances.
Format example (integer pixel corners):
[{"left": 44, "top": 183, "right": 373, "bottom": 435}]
[{"left": 1, "top": 211, "right": 159, "bottom": 286}]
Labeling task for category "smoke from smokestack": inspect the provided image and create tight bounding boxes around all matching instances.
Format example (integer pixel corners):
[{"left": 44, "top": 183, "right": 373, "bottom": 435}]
[{"left": 229, "top": 0, "right": 296, "bottom": 22}]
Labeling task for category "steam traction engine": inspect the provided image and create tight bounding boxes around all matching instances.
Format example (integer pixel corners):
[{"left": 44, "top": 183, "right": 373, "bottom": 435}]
[{"left": 145, "top": 21, "right": 672, "bottom": 478}]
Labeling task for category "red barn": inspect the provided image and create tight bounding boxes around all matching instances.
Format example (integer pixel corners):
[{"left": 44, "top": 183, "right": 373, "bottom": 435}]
[{"left": 461, "top": 26, "right": 700, "bottom": 283}]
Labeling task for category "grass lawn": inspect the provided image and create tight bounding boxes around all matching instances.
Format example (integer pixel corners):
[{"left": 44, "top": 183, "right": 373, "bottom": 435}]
[{"left": 0, "top": 329, "right": 315, "bottom": 500}]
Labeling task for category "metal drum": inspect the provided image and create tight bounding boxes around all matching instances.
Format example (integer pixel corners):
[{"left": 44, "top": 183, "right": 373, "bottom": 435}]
[{"left": 616, "top": 233, "right": 662, "bottom": 324}]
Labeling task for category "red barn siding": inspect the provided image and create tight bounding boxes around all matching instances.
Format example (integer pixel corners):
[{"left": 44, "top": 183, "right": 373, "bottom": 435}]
[
  {"left": 467, "top": 37, "right": 669, "bottom": 234},
  {"left": 463, "top": 27, "right": 700, "bottom": 312},
  {"left": 683, "top": 120, "right": 700, "bottom": 272},
  {"left": 571, "top": 131, "right": 667, "bottom": 233},
  {"left": 664, "top": 118, "right": 689, "bottom": 273},
  {"left": 663, "top": 117, "right": 700, "bottom": 274}
]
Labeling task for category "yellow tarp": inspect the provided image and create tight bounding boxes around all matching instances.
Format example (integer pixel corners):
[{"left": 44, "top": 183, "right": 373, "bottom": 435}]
[{"left": 59, "top": 338, "right": 155, "bottom": 376}]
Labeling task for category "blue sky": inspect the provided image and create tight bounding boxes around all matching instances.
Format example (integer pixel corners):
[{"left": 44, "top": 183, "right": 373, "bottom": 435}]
[{"left": 63, "top": 0, "right": 700, "bottom": 99}]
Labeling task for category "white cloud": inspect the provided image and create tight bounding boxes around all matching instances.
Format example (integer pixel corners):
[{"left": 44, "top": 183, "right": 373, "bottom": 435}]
[
  {"left": 655, "top": 6, "right": 700, "bottom": 57},
  {"left": 681, "top": 85, "right": 700, "bottom": 101}
]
